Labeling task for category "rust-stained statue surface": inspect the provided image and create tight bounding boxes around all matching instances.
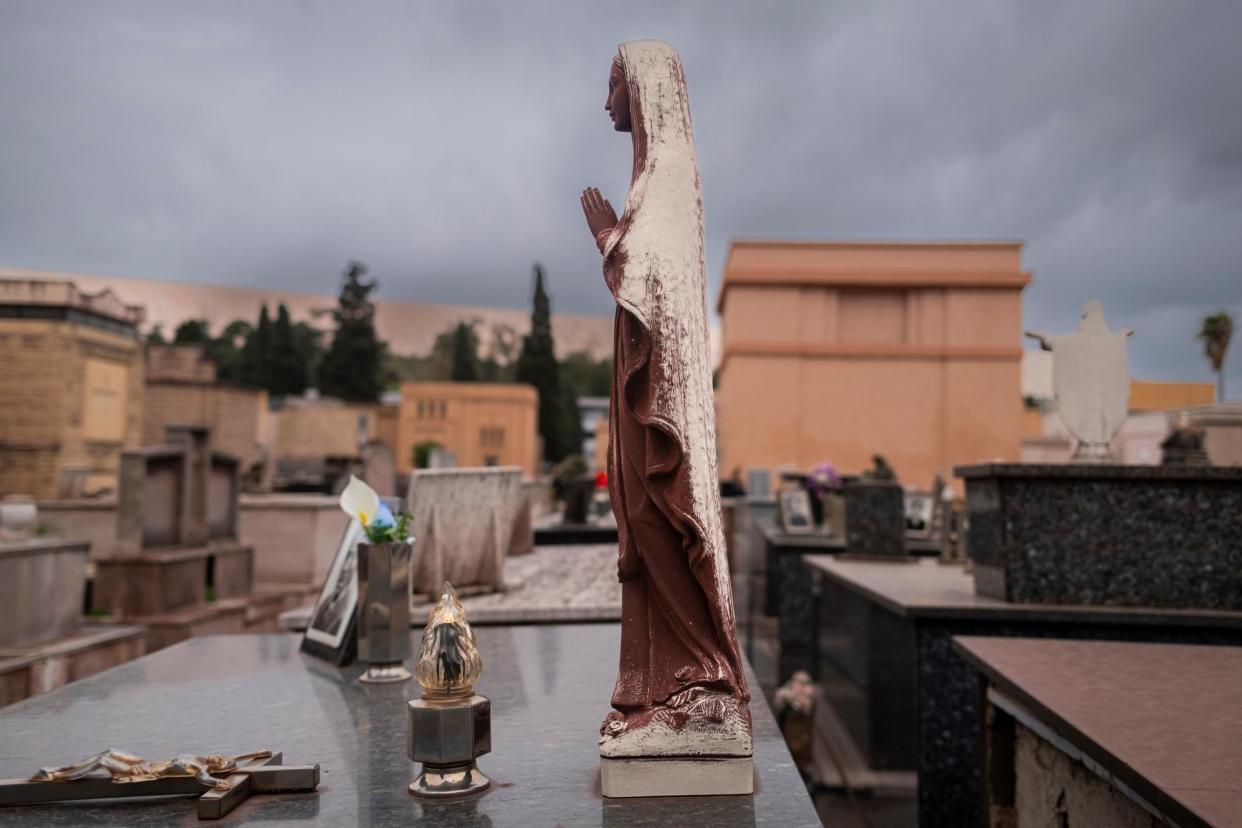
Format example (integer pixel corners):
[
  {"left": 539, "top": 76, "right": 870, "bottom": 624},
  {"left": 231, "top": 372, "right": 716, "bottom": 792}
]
[{"left": 581, "top": 40, "right": 752, "bottom": 767}]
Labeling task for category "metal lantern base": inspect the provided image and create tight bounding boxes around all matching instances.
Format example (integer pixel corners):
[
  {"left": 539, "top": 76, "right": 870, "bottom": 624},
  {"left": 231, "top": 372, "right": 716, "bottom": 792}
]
[
  {"left": 359, "top": 662, "right": 413, "bottom": 684},
  {"left": 406, "top": 694, "right": 491, "bottom": 799},
  {"left": 408, "top": 762, "right": 491, "bottom": 797}
]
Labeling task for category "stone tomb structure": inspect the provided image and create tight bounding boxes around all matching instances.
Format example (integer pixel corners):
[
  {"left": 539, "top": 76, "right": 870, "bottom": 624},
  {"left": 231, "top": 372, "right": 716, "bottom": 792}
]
[
  {"left": 0, "top": 535, "right": 145, "bottom": 707},
  {"left": 958, "top": 463, "right": 1242, "bottom": 609},
  {"left": 957, "top": 637, "right": 1241, "bottom": 828},
  {"left": 406, "top": 467, "right": 524, "bottom": 599},
  {"left": 842, "top": 477, "right": 906, "bottom": 557},
  {"left": 804, "top": 555, "right": 1242, "bottom": 827},
  {"left": 93, "top": 425, "right": 300, "bottom": 650}
]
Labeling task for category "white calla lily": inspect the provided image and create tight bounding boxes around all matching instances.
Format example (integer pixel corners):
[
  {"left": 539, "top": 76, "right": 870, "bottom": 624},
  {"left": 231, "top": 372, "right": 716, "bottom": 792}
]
[{"left": 339, "top": 475, "right": 381, "bottom": 528}]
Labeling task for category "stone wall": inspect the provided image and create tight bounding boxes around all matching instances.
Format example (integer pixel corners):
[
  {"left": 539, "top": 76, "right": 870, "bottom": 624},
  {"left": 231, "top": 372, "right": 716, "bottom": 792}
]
[
  {"left": 276, "top": 401, "right": 384, "bottom": 459},
  {"left": 145, "top": 344, "right": 217, "bottom": 383},
  {"left": 39, "top": 494, "right": 347, "bottom": 580},
  {"left": 1014, "top": 723, "right": 1154, "bottom": 827},
  {"left": 144, "top": 382, "right": 268, "bottom": 472},
  {"left": 239, "top": 494, "right": 347, "bottom": 586},
  {"left": 0, "top": 538, "right": 89, "bottom": 648},
  {"left": 34, "top": 500, "right": 117, "bottom": 559},
  {"left": 715, "top": 241, "right": 1029, "bottom": 490}
]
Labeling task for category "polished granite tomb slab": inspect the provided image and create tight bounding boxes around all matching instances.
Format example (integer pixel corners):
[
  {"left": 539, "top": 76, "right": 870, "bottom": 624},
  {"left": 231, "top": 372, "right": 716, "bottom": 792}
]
[
  {"left": 806, "top": 555, "right": 1242, "bottom": 828},
  {"left": 956, "top": 462, "right": 1242, "bottom": 608},
  {"left": 0, "top": 625, "right": 818, "bottom": 827}
]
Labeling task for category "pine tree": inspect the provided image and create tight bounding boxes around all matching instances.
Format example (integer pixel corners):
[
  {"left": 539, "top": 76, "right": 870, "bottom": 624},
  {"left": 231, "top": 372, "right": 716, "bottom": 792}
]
[
  {"left": 319, "top": 261, "right": 384, "bottom": 402},
  {"left": 172, "top": 319, "right": 211, "bottom": 344},
  {"left": 146, "top": 325, "right": 167, "bottom": 346},
  {"left": 450, "top": 322, "right": 481, "bottom": 381},
  {"left": 515, "top": 264, "right": 582, "bottom": 463}
]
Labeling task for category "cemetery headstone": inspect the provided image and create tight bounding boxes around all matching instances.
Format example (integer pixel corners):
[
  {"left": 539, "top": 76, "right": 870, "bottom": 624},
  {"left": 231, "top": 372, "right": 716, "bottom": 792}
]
[
  {"left": 843, "top": 457, "right": 906, "bottom": 557},
  {"left": 405, "top": 467, "right": 523, "bottom": 598},
  {"left": 93, "top": 425, "right": 289, "bottom": 650}
]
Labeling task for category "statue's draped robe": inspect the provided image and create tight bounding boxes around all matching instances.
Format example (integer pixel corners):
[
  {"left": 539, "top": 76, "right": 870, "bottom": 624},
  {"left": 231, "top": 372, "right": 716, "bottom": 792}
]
[{"left": 600, "top": 41, "right": 748, "bottom": 724}]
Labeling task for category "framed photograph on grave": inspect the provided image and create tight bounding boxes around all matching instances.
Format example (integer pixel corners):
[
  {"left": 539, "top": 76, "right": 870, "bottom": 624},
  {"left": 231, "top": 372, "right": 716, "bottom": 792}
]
[
  {"left": 777, "top": 488, "right": 815, "bottom": 535},
  {"left": 904, "top": 490, "right": 934, "bottom": 540},
  {"left": 301, "top": 518, "right": 364, "bottom": 666}
]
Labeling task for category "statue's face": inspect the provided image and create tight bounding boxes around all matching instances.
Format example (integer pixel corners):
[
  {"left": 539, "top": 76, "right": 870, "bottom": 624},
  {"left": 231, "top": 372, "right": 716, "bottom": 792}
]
[{"left": 606, "top": 61, "right": 631, "bottom": 132}]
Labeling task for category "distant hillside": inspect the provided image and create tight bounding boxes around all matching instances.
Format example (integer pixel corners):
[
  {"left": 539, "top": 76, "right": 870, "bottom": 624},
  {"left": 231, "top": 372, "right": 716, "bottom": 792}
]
[{"left": 0, "top": 268, "right": 613, "bottom": 360}]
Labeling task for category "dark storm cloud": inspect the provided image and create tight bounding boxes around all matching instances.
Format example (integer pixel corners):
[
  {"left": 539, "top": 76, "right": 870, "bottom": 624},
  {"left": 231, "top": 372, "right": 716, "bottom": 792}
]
[{"left": 1, "top": 1, "right": 1239, "bottom": 388}]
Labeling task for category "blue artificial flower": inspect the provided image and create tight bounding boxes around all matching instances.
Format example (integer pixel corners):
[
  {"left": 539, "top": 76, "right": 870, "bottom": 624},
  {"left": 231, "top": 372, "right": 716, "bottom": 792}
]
[{"left": 372, "top": 501, "right": 396, "bottom": 529}]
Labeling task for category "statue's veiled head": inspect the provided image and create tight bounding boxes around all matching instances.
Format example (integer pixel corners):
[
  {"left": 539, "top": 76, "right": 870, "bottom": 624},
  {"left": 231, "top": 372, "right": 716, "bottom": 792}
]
[{"left": 606, "top": 55, "right": 631, "bottom": 132}]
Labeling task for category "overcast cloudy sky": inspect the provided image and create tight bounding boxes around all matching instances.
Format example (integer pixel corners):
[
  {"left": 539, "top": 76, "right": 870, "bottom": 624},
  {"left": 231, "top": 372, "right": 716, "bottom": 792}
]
[{"left": 2, "top": 2, "right": 1239, "bottom": 391}]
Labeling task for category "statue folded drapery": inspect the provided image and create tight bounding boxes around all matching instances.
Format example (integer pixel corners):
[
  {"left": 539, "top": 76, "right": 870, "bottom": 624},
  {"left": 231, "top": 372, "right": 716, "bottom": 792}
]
[{"left": 582, "top": 40, "right": 751, "bottom": 760}]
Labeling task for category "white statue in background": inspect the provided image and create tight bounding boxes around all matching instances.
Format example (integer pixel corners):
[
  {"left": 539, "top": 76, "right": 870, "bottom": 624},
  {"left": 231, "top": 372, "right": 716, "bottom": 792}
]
[{"left": 1027, "top": 301, "right": 1134, "bottom": 462}]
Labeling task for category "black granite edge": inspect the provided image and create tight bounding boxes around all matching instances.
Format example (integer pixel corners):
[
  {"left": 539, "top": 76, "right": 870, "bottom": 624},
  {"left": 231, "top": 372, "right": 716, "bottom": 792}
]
[
  {"left": 762, "top": 525, "right": 939, "bottom": 555},
  {"left": 954, "top": 462, "right": 1242, "bottom": 480},
  {"left": 533, "top": 526, "right": 619, "bottom": 545},
  {"left": 951, "top": 636, "right": 1213, "bottom": 828},
  {"left": 761, "top": 524, "right": 847, "bottom": 549},
  {"left": 910, "top": 603, "right": 1242, "bottom": 628},
  {"left": 804, "top": 555, "right": 1242, "bottom": 628}
]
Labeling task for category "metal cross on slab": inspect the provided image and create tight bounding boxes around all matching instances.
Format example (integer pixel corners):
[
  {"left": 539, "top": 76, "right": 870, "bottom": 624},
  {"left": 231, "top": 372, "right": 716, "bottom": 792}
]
[{"left": 0, "top": 750, "right": 319, "bottom": 820}]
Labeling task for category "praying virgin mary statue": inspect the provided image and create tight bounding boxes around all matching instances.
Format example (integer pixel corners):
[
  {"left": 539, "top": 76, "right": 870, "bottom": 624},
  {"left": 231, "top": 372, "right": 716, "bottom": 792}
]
[{"left": 581, "top": 40, "right": 753, "bottom": 797}]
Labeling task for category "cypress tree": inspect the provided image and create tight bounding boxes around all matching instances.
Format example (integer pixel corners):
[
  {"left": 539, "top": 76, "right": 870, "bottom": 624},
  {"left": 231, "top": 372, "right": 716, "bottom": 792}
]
[
  {"left": 269, "top": 303, "right": 306, "bottom": 397},
  {"left": 240, "top": 304, "right": 272, "bottom": 390},
  {"left": 319, "top": 261, "right": 384, "bottom": 402},
  {"left": 515, "top": 265, "right": 581, "bottom": 463},
  {"left": 450, "top": 322, "right": 481, "bottom": 382}
]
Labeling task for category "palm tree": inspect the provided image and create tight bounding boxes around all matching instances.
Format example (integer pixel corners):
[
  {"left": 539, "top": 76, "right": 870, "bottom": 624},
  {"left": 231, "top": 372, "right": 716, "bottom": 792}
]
[{"left": 1197, "top": 311, "right": 1233, "bottom": 401}]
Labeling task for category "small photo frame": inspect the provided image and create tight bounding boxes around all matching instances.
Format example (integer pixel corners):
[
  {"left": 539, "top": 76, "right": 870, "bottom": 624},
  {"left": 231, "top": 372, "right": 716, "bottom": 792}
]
[
  {"left": 904, "top": 491, "right": 934, "bottom": 540},
  {"left": 778, "top": 488, "right": 815, "bottom": 535},
  {"left": 301, "top": 518, "right": 364, "bottom": 666}
]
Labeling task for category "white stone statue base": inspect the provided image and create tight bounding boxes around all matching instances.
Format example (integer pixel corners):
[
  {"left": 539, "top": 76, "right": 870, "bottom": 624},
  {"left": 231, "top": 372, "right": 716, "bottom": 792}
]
[{"left": 600, "top": 755, "right": 754, "bottom": 798}]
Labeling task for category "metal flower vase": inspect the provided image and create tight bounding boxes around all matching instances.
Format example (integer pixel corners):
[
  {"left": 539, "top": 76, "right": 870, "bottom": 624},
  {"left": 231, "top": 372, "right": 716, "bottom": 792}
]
[{"left": 356, "top": 539, "right": 414, "bottom": 684}]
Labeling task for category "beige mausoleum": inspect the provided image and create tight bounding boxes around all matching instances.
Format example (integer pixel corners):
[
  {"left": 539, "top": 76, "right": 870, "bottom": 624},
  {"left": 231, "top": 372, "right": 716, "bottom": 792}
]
[
  {"left": 397, "top": 382, "right": 539, "bottom": 476},
  {"left": 715, "top": 240, "right": 1030, "bottom": 489},
  {"left": 0, "top": 279, "right": 146, "bottom": 498}
]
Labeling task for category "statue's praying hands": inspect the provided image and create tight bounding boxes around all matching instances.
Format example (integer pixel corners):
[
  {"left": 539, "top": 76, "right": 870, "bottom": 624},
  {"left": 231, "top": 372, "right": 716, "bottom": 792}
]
[{"left": 581, "top": 187, "right": 618, "bottom": 254}]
